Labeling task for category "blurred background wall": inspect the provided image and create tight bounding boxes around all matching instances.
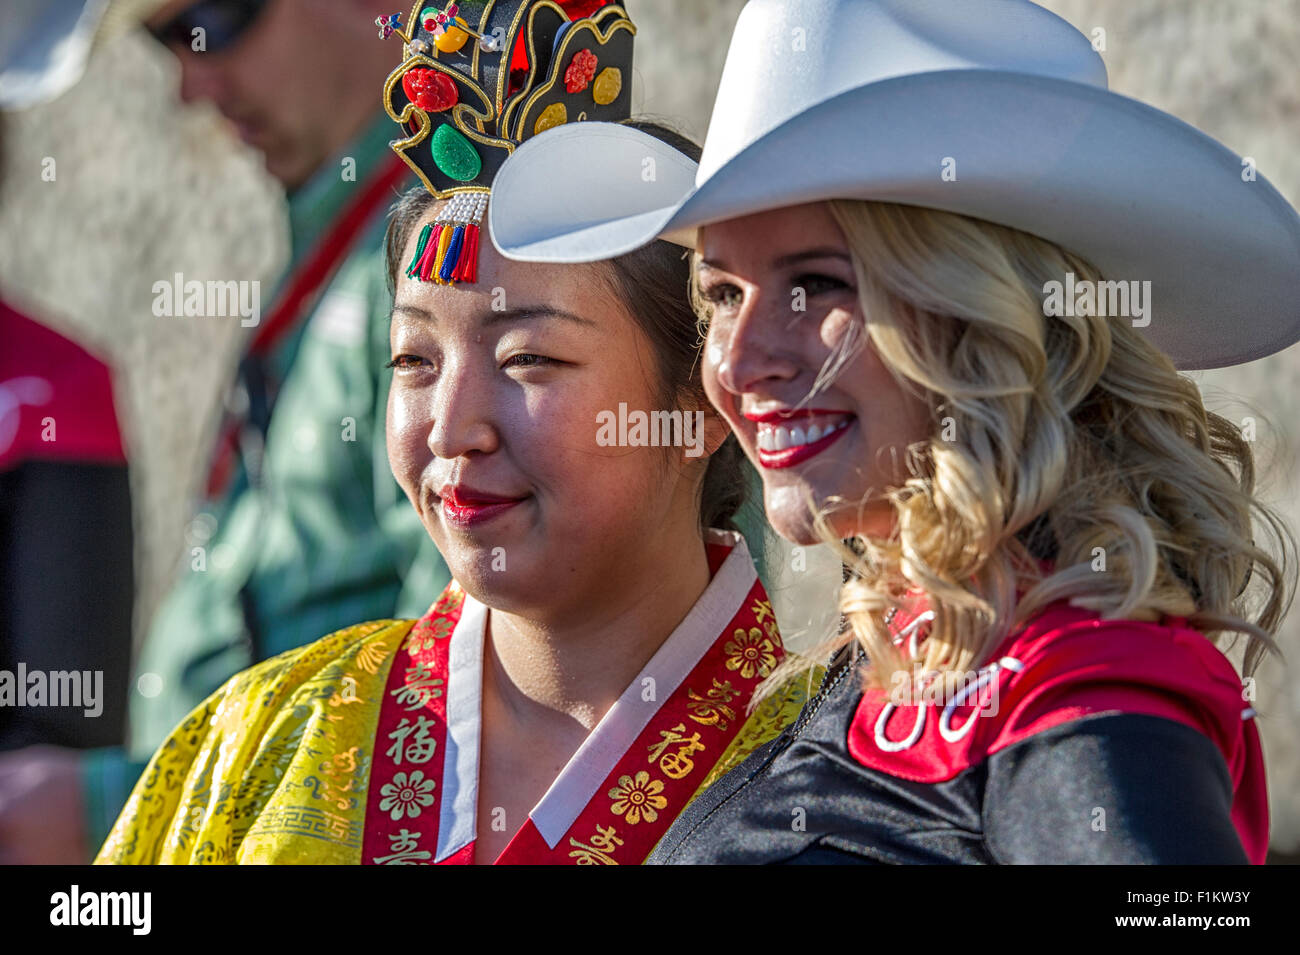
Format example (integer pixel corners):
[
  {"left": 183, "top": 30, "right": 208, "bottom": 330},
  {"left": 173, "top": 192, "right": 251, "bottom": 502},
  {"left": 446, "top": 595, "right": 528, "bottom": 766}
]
[{"left": 1, "top": 0, "right": 1297, "bottom": 854}]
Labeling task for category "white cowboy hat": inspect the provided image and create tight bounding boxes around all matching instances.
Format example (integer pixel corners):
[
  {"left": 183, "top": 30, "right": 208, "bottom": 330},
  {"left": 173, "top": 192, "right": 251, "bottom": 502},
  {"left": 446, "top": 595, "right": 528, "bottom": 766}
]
[
  {"left": 0, "top": 0, "right": 166, "bottom": 110},
  {"left": 488, "top": 0, "right": 1300, "bottom": 370}
]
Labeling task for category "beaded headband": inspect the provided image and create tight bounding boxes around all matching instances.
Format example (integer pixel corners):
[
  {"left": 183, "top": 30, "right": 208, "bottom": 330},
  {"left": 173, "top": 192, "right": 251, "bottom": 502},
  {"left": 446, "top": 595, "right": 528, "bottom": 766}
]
[{"left": 378, "top": 1, "right": 635, "bottom": 284}]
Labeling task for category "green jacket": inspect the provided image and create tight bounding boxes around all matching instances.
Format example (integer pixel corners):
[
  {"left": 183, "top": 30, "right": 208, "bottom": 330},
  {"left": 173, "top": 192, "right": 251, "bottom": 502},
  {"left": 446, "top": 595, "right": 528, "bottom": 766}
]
[{"left": 82, "top": 117, "right": 450, "bottom": 849}]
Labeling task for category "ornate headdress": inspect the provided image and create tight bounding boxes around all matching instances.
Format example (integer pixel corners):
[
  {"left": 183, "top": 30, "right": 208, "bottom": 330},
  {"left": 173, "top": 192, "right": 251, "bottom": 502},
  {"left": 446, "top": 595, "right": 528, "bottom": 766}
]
[{"left": 377, "top": 1, "right": 635, "bottom": 284}]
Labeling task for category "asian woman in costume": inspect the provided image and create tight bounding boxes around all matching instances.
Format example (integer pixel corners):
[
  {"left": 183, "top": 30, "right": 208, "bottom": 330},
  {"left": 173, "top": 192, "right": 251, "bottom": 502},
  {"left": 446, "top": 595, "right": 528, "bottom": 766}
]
[
  {"left": 95, "top": 1, "right": 803, "bottom": 865},
  {"left": 490, "top": 0, "right": 1300, "bottom": 863}
]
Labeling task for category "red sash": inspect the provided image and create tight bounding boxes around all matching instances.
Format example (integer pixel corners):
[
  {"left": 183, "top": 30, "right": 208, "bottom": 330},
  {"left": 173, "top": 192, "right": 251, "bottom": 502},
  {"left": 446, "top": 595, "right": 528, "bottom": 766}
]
[
  {"left": 363, "top": 547, "right": 785, "bottom": 865},
  {"left": 205, "top": 154, "right": 409, "bottom": 498}
]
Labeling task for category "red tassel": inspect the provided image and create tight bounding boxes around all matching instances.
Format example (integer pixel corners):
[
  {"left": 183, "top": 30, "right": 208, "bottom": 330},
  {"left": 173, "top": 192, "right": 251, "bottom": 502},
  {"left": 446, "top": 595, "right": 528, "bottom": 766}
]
[
  {"left": 418, "top": 224, "right": 444, "bottom": 282},
  {"left": 448, "top": 223, "right": 471, "bottom": 283},
  {"left": 463, "top": 224, "right": 480, "bottom": 284},
  {"left": 450, "top": 228, "right": 467, "bottom": 283}
]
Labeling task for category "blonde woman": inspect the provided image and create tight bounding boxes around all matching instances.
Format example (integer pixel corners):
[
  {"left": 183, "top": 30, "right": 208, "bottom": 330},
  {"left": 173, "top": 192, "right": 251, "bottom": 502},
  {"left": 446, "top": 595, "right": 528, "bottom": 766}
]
[{"left": 491, "top": 0, "right": 1300, "bottom": 863}]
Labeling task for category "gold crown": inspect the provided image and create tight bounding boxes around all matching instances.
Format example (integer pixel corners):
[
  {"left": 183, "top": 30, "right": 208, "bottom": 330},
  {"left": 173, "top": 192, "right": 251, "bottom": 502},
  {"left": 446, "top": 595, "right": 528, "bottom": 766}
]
[{"left": 380, "top": 1, "right": 635, "bottom": 200}]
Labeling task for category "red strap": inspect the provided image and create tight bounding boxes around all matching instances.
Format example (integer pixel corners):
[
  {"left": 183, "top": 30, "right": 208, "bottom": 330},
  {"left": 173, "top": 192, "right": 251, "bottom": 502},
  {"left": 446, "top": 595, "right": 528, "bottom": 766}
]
[
  {"left": 250, "top": 153, "right": 410, "bottom": 356},
  {"left": 204, "top": 154, "right": 410, "bottom": 497}
]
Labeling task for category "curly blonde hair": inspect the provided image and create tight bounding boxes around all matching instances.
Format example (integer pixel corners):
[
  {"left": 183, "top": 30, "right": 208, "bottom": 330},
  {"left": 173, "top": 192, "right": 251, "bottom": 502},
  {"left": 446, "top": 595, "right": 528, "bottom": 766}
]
[{"left": 724, "top": 199, "right": 1295, "bottom": 696}]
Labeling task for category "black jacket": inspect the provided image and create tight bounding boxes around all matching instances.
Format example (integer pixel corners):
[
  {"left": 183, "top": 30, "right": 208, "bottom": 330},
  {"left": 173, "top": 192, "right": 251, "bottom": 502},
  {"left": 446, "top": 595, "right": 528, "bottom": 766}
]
[{"left": 649, "top": 648, "right": 1252, "bottom": 864}]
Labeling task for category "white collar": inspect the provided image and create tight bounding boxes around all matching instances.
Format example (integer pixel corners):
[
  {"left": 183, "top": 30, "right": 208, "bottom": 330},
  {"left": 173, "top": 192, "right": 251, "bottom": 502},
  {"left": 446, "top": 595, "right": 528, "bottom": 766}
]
[{"left": 435, "top": 530, "right": 758, "bottom": 860}]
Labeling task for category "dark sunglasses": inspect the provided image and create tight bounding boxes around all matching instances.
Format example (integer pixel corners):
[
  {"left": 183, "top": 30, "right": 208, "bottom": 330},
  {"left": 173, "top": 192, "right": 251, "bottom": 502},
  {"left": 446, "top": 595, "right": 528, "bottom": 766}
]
[{"left": 146, "top": 0, "right": 270, "bottom": 54}]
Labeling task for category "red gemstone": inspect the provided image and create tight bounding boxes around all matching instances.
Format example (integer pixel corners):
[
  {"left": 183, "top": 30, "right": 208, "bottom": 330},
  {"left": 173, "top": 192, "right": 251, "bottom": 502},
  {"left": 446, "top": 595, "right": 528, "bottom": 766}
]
[
  {"left": 564, "top": 48, "right": 598, "bottom": 93},
  {"left": 402, "top": 68, "right": 459, "bottom": 112}
]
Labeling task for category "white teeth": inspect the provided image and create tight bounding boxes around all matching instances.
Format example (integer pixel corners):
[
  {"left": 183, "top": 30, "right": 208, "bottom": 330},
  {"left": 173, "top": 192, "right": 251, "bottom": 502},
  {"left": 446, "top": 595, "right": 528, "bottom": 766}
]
[{"left": 755, "top": 416, "right": 852, "bottom": 454}]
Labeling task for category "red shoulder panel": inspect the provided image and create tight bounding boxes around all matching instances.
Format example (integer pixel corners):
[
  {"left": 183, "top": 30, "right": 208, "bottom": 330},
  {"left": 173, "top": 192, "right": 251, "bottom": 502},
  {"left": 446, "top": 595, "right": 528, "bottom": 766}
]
[{"left": 846, "top": 599, "right": 1267, "bottom": 863}]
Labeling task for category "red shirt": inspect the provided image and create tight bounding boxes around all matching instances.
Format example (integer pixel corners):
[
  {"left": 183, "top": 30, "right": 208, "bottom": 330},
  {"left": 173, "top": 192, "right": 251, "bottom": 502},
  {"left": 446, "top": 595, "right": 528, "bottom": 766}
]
[
  {"left": 848, "top": 597, "right": 1268, "bottom": 863},
  {"left": 0, "top": 299, "right": 125, "bottom": 471}
]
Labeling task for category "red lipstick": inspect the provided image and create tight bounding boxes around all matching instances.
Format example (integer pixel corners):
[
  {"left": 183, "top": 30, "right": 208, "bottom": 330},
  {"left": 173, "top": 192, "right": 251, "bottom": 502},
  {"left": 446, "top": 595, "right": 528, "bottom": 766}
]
[
  {"left": 437, "top": 484, "right": 527, "bottom": 528},
  {"left": 742, "top": 409, "right": 856, "bottom": 469}
]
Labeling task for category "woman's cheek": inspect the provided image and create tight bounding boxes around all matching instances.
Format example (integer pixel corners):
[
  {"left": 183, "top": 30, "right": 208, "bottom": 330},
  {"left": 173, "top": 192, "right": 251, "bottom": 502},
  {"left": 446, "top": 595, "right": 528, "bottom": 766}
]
[
  {"left": 386, "top": 383, "right": 427, "bottom": 501},
  {"left": 525, "top": 381, "right": 614, "bottom": 462}
]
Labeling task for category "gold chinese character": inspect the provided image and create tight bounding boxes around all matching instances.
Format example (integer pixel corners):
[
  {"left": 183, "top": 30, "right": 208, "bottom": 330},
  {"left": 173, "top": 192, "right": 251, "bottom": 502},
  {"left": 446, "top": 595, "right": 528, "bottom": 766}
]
[
  {"left": 751, "top": 598, "right": 776, "bottom": 627},
  {"left": 386, "top": 715, "right": 438, "bottom": 764},
  {"left": 686, "top": 678, "right": 739, "bottom": 729},
  {"left": 647, "top": 723, "right": 707, "bottom": 780},
  {"left": 372, "top": 828, "right": 432, "bottom": 865},
  {"left": 568, "top": 825, "right": 623, "bottom": 865},
  {"left": 391, "top": 662, "right": 445, "bottom": 710}
]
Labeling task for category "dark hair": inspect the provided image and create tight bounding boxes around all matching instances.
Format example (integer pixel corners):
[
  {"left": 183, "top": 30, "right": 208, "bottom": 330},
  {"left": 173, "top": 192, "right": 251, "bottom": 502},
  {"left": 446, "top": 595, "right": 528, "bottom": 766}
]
[{"left": 383, "top": 119, "right": 748, "bottom": 531}]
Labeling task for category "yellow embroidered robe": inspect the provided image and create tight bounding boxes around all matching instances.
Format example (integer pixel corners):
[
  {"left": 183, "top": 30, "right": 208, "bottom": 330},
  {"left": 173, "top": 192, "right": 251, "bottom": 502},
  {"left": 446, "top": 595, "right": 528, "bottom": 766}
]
[{"left": 96, "top": 533, "right": 807, "bottom": 864}]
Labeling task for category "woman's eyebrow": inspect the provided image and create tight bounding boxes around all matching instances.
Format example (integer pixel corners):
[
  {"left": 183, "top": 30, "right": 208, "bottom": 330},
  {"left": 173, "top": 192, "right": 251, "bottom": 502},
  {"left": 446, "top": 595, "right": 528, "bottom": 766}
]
[
  {"left": 391, "top": 302, "right": 433, "bottom": 322},
  {"left": 771, "top": 248, "right": 853, "bottom": 268},
  {"left": 697, "top": 248, "right": 851, "bottom": 273},
  {"left": 390, "top": 303, "right": 595, "bottom": 328},
  {"left": 481, "top": 306, "right": 596, "bottom": 329}
]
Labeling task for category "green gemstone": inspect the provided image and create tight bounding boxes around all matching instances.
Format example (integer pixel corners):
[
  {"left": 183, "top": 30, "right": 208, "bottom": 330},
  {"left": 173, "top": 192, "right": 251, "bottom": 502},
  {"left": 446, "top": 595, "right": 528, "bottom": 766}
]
[{"left": 430, "top": 123, "right": 482, "bottom": 182}]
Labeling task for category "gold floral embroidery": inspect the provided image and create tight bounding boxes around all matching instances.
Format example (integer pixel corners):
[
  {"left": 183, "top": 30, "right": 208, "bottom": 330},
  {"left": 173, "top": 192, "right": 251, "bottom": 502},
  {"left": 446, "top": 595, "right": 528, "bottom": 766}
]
[
  {"left": 724, "top": 627, "right": 777, "bottom": 680},
  {"left": 431, "top": 586, "right": 465, "bottom": 616},
  {"left": 307, "top": 746, "right": 368, "bottom": 811},
  {"left": 378, "top": 770, "right": 436, "bottom": 820},
  {"left": 406, "top": 616, "right": 455, "bottom": 655},
  {"left": 355, "top": 640, "right": 389, "bottom": 676},
  {"left": 607, "top": 771, "right": 668, "bottom": 825}
]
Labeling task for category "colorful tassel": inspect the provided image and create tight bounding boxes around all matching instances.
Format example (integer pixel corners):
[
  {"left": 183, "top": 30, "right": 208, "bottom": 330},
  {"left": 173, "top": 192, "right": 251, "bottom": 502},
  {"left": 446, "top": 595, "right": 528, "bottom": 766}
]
[
  {"left": 462, "top": 223, "right": 480, "bottom": 283},
  {"left": 439, "top": 225, "right": 465, "bottom": 283},
  {"left": 407, "top": 191, "right": 487, "bottom": 286},
  {"left": 418, "top": 223, "right": 444, "bottom": 282},
  {"left": 405, "top": 223, "right": 432, "bottom": 278},
  {"left": 430, "top": 224, "right": 453, "bottom": 283},
  {"left": 451, "top": 223, "right": 474, "bottom": 283}
]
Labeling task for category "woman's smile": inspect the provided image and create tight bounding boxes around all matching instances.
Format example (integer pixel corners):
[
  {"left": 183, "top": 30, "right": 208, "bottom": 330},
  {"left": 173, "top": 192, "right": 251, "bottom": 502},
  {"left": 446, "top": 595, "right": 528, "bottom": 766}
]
[
  {"left": 436, "top": 483, "right": 531, "bottom": 529},
  {"left": 744, "top": 408, "right": 857, "bottom": 469},
  {"left": 699, "top": 202, "right": 933, "bottom": 543}
]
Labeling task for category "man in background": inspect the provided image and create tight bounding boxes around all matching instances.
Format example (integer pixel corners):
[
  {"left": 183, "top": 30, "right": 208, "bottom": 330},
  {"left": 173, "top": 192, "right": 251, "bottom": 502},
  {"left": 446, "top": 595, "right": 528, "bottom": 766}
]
[{"left": 0, "top": 0, "right": 448, "bottom": 863}]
